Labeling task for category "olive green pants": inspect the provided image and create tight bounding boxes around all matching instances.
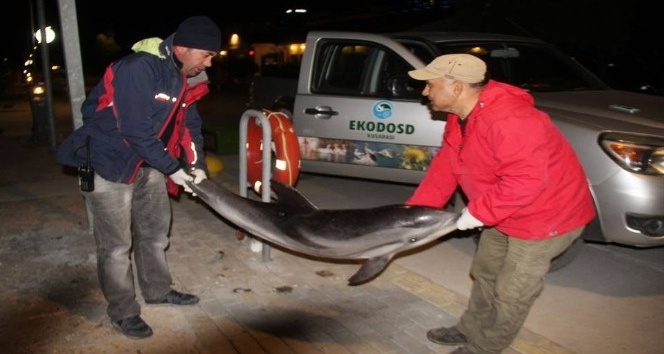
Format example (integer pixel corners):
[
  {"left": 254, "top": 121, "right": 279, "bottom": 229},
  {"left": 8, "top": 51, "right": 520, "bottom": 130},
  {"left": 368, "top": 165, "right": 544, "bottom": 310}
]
[{"left": 458, "top": 226, "right": 584, "bottom": 354}]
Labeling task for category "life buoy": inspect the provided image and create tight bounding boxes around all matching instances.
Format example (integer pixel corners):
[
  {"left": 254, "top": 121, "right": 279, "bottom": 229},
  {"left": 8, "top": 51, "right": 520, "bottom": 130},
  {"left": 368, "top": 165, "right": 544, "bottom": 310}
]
[{"left": 246, "top": 111, "right": 301, "bottom": 194}]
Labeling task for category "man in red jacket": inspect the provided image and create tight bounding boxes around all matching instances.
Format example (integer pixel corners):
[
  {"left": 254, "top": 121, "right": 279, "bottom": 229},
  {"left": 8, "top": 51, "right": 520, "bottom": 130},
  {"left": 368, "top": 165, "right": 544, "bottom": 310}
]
[{"left": 406, "top": 54, "right": 596, "bottom": 354}]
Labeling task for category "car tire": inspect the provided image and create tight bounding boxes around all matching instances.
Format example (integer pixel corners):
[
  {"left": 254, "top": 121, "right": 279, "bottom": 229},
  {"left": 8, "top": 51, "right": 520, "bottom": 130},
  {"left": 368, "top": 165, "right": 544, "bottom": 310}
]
[{"left": 470, "top": 234, "right": 583, "bottom": 272}]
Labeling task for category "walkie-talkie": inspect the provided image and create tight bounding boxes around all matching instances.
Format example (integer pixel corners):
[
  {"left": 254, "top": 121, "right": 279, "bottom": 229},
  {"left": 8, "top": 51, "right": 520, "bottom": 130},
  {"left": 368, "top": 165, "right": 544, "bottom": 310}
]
[{"left": 78, "top": 136, "right": 94, "bottom": 192}]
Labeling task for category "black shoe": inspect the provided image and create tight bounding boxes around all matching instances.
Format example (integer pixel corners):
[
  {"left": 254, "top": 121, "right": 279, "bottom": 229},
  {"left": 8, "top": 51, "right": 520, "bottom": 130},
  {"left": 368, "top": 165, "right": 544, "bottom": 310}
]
[
  {"left": 145, "top": 289, "right": 200, "bottom": 305},
  {"left": 112, "top": 315, "right": 153, "bottom": 339},
  {"left": 426, "top": 326, "right": 468, "bottom": 346}
]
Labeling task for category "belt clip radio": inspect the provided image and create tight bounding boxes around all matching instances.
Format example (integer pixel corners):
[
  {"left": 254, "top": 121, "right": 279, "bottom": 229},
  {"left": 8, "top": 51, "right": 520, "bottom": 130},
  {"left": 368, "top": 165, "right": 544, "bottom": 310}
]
[{"left": 78, "top": 136, "right": 94, "bottom": 192}]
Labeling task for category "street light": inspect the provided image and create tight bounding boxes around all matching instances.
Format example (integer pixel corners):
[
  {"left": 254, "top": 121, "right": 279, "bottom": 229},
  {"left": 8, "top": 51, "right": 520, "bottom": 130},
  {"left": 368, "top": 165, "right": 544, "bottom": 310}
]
[
  {"left": 30, "top": 24, "right": 56, "bottom": 144},
  {"left": 34, "top": 26, "right": 55, "bottom": 44}
]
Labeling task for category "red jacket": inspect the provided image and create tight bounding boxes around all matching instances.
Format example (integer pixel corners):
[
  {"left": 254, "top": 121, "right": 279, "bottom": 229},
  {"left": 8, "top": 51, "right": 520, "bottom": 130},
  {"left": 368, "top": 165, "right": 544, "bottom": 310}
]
[
  {"left": 165, "top": 81, "right": 210, "bottom": 196},
  {"left": 407, "top": 80, "right": 596, "bottom": 239}
]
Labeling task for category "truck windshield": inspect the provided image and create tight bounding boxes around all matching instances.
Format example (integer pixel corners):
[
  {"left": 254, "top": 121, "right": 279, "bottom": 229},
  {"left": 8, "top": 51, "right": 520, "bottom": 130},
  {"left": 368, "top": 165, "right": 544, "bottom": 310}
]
[{"left": 434, "top": 42, "right": 609, "bottom": 92}]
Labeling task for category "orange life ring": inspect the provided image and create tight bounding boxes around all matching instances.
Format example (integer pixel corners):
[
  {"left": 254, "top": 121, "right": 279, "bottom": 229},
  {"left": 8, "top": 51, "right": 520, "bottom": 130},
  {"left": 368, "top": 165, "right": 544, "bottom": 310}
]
[{"left": 246, "top": 111, "right": 301, "bottom": 194}]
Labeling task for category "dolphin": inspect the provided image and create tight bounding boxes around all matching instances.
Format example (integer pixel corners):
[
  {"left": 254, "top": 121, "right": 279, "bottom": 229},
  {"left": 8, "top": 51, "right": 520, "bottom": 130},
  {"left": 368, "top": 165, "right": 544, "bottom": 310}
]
[{"left": 187, "top": 179, "right": 459, "bottom": 285}]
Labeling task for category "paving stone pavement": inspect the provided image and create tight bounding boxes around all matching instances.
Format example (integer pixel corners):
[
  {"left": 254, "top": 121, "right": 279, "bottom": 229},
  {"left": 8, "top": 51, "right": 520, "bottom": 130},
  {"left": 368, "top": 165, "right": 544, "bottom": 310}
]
[{"left": 0, "top": 84, "right": 574, "bottom": 353}]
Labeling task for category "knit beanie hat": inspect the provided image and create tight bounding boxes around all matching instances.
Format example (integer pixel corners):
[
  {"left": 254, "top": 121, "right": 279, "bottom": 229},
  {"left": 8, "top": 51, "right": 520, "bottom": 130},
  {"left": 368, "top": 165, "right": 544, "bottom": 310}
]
[{"left": 173, "top": 16, "right": 221, "bottom": 53}]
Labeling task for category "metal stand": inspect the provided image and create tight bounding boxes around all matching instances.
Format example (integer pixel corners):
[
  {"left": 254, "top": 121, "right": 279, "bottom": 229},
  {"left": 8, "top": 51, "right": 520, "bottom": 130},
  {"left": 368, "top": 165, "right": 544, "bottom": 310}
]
[{"left": 239, "top": 109, "right": 272, "bottom": 262}]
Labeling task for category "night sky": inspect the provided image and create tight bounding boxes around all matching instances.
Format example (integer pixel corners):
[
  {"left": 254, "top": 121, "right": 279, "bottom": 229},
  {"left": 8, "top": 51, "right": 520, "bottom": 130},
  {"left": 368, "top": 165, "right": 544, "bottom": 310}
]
[
  {"left": 1, "top": 0, "right": 382, "bottom": 63},
  {"left": 1, "top": 1, "right": 659, "bottom": 81}
]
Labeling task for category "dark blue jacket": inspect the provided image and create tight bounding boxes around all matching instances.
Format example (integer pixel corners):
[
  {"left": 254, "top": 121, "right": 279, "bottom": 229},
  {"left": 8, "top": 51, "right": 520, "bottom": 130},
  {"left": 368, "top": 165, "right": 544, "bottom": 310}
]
[{"left": 56, "top": 34, "right": 208, "bottom": 184}]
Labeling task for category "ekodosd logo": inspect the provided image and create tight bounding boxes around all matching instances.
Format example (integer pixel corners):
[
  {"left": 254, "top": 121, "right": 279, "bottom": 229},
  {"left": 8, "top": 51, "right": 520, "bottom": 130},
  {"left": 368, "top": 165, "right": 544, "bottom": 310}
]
[{"left": 372, "top": 101, "right": 393, "bottom": 119}]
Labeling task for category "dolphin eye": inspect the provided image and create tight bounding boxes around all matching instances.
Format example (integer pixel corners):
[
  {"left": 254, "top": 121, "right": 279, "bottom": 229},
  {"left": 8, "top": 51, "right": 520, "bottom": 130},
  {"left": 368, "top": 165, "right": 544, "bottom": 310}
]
[{"left": 408, "top": 237, "right": 418, "bottom": 243}]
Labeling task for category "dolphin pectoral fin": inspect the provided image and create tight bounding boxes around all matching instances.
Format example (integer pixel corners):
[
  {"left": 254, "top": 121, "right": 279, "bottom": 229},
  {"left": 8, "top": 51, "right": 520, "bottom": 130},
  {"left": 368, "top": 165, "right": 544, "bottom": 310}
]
[{"left": 348, "top": 254, "right": 393, "bottom": 285}]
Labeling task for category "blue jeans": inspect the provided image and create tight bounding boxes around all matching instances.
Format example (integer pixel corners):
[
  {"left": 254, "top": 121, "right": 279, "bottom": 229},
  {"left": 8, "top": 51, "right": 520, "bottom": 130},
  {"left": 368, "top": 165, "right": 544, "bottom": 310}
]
[
  {"left": 83, "top": 167, "right": 173, "bottom": 322},
  {"left": 458, "top": 226, "right": 583, "bottom": 354}
]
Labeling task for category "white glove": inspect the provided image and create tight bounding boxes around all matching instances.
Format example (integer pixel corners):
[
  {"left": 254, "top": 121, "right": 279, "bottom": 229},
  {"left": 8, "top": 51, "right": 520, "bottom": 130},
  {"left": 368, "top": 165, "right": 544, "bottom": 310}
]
[
  {"left": 190, "top": 168, "right": 208, "bottom": 184},
  {"left": 456, "top": 207, "right": 484, "bottom": 230},
  {"left": 169, "top": 169, "right": 194, "bottom": 194}
]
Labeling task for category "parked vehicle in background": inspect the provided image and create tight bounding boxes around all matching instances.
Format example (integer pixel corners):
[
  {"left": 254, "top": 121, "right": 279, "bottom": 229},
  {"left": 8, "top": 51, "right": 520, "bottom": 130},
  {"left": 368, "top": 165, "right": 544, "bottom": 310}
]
[{"left": 249, "top": 31, "right": 664, "bottom": 269}]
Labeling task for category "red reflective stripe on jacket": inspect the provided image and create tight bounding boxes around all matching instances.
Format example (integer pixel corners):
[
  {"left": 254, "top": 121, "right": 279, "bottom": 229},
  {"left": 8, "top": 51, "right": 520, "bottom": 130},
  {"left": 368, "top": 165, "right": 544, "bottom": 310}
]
[
  {"left": 96, "top": 65, "right": 115, "bottom": 112},
  {"left": 180, "top": 82, "right": 209, "bottom": 166},
  {"left": 164, "top": 80, "right": 210, "bottom": 196}
]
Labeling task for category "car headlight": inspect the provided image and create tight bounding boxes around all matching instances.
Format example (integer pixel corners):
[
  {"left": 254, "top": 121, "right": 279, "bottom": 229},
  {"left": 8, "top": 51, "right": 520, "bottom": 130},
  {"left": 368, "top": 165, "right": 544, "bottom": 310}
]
[{"left": 599, "top": 132, "right": 664, "bottom": 175}]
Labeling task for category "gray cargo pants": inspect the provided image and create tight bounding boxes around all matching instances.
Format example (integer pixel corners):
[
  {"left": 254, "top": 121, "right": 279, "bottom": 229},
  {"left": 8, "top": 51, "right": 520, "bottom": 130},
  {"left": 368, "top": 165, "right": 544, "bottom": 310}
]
[{"left": 83, "top": 167, "right": 173, "bottom": 322}]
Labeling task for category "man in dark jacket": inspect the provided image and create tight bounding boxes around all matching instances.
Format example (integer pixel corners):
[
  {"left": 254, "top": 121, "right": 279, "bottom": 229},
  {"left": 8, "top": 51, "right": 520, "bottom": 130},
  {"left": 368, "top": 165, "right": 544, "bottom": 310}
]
[
  {"left": 57, "top": 16, "right": 221, "bottom": 339},
  {"left": 406, "top": 54, "right": 596, "bottom": 354}
]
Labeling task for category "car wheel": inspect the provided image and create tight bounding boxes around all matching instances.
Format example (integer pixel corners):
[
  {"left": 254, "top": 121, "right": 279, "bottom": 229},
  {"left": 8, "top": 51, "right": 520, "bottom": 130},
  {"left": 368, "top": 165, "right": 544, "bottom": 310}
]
[{"left": 471, "top": 234, "right": 583, "bottom": 272}]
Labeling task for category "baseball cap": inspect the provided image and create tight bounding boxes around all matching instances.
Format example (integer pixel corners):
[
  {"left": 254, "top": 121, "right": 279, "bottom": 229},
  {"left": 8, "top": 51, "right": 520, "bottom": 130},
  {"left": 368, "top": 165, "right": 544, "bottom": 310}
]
[
  {"left": 408, "top": 54, "right": 486, "bottom": 83},
  {"left": 173, "top": 16, "right": 222, "bottom": 53}
]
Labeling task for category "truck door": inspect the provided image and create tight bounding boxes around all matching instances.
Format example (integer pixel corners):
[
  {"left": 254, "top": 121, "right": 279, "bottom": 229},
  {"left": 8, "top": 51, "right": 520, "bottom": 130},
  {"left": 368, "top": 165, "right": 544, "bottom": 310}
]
[{"left": 293, "top": 35, "right": 446, "bottom": 184}]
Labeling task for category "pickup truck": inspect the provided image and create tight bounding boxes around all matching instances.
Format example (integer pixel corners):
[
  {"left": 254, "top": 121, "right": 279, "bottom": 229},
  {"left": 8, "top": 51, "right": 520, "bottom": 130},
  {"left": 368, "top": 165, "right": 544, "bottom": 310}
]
[{"left": 248, "top": 30, "right": 664, "bottom": 268}]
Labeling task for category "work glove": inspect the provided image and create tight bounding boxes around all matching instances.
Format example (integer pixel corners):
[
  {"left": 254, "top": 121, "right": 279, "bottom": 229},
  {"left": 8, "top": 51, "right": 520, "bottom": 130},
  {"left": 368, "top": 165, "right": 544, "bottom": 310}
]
[
  {"left": 169, "top": 169, "right": 194, "bottom": 194},
  {"left": 190, "top": 168, "right": 208, "bottom": 184},
  {"left": 456, "top": 207, "right": 484, "bottom": 230}
]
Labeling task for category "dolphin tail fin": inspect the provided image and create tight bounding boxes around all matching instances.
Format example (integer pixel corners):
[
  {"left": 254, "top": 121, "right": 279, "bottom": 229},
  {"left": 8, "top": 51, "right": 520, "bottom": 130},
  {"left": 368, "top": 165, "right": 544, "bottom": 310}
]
[
  {"left": 348, "top": 254, "right": 393, "bottom": 285},
  {"left": 269, "top": 179, "right": 319, "bottom": 214}
]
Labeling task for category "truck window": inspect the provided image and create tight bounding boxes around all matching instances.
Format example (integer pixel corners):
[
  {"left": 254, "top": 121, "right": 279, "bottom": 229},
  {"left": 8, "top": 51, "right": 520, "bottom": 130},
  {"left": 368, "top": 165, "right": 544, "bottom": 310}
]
[
  {"left": 312, "top": 41, "right": 421, "bottom": 99},
  {"left": 312, "top": 43, "right": 370, "bottom": 93},
  {"left": 435, "top": 42, "right": 606, "bottom": 92}
]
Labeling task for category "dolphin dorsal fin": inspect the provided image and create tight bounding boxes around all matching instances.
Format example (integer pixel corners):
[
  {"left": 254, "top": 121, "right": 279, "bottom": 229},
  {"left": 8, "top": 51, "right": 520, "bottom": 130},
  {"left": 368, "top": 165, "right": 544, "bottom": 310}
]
[{"left": 269, "top": 180, "right": 319, "bottom": 214}]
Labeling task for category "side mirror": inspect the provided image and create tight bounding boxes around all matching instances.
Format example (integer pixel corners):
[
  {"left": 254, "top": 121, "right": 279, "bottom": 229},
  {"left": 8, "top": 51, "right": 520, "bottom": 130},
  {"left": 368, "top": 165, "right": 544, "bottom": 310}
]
[{"left": 385, "top": 75, "right": 424, "bottom": 100}]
